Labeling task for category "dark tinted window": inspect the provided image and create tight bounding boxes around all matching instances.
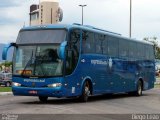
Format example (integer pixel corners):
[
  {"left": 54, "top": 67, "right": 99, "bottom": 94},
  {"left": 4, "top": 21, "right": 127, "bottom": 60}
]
[
  {"left": 145, "top": 45, "right": 150, "bottom": 60},
  {"left": 128, "top": 42, "right": 137, "bottom": 58},
  {"left": 66, "top": 29, "right": 80, "bottom": 75},
  {"left": 108, "top": 37, "right": 118, "bottom": 57},
  {"left": 137, "top": 43, "right": 145, "bottom": 59},
  {"left": 82, "top": 31, "right": 95, "bottom": 53},
  {"left": 95, "top": 34, "right": 106, "bottom": 54},
  {"left": 103, "top": 36, "right": 108, "bottom": 55},
  {"left": 70, "top": 29, "right": 80, "bottom": 52},
  {"left": 17, "top": 30, "right": 66, "bottom": 44},
  {"left": 119, "top": 39, "right": 128, "bottom": 57},
  {"left": 149, "top": 45, "right": 155, "bottom": 60}
]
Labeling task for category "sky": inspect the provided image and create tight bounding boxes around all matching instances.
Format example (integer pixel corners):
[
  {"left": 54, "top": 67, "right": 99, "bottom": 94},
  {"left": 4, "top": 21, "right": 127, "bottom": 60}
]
[{"left": 0, "top": 0, "right": 160, "bottom": 44}]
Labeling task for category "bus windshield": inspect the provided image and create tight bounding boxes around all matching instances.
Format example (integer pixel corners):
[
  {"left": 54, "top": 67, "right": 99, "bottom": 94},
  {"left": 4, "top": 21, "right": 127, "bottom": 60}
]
[
  {"left": 13, "top": 29, "right": 67, "bottom": 77},
  {"left": 13, "top": 45, "right": 63, "bottom": 77}
]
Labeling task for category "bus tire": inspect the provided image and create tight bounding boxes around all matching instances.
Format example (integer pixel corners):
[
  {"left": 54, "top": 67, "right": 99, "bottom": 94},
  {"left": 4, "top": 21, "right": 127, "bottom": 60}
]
[
  {"left": 80, "top": 81, "right": 90, "bottom": 102},
  {"left": 136, "top": 80, "right": 143, "bottom": 96},
  {"left": 130, "top": 80, "right": 142, "bottom": 96},
  {"left": 39, "top": 96, "right": 48, "bottom": 103},
  {"left": 128, "top": 80, "right": 143, "bottom": 96}
]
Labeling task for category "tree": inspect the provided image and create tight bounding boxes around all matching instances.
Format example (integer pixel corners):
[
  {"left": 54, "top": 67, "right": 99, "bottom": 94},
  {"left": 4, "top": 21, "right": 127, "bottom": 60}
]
[
  {"left": 0, "top": 61, "right": 12, "bottom": 67},
  {"left": 143, "top": 37, "right": 160, "bottom": 59}
]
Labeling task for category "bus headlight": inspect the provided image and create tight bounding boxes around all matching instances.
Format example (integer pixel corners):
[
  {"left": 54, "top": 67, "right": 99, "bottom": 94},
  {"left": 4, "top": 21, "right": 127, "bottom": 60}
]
[
  {"left": 47, "top": 83, "right": 62, "bottom": 88},
  {"left": 12, "top": 82, "right": 21, "bottom": 87}
]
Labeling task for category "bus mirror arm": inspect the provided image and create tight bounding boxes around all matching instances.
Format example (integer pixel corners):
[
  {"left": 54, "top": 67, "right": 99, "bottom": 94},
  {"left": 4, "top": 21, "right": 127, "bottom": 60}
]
[
  {"left": 10, "top": 43, "right": 17, "bottom": 47},
  {"left": 2, "top": 42, "right": 16, "bottom": 60}
]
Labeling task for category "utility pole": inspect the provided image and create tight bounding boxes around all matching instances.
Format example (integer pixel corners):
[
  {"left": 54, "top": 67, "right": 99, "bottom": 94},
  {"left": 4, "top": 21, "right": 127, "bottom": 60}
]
[
  {"left": 129, "top": 0, "right": 132, "bottom": 38},
  {"left": 79, "top": 4, "right": 87, "bottom": 25}
]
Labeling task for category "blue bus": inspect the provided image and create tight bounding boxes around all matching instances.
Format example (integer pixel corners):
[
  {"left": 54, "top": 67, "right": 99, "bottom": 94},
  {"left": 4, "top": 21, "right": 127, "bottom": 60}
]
[{"left": 2, "top": 24, "right": 155, "bottom": 102}]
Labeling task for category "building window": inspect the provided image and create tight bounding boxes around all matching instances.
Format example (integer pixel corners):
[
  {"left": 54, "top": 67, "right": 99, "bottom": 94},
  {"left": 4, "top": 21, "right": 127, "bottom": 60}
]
[{"left": 31, "top": 13, "right": 39, "bottom": 20}]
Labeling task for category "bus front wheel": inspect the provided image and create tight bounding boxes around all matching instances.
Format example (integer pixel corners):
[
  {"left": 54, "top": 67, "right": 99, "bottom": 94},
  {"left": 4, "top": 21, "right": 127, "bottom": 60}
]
[
  {"left": 39, "top": 96, "right": 48, "bottom": 103},
  {"left": 80, "top": 81, "right": 90, "bottom": 102}
]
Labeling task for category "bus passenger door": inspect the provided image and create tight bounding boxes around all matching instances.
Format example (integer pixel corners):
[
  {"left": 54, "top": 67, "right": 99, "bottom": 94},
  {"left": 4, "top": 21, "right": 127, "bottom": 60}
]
[{"left": 65, "top": 49, "right": 79, "bottom": 96}]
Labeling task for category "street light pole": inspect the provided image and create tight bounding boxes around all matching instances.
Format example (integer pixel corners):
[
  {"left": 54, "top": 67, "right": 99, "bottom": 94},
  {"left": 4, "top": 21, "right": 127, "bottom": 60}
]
[
  {"left": 79, "top": 5, "right": 87, "bottom": 25},
  {"left": 129, "top": 0, "right": 132, "bottom": 38}
]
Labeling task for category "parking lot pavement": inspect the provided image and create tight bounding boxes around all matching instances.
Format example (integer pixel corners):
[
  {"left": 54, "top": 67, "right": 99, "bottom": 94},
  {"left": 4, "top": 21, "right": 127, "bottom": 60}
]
[
  {"left": 0, "top": 92, "right": 12, "bottom": 96},
  {"left": 155, "top": 78, "right": 160, "bottom": 84},
  {"left": 0, "top": 89, "right": 160, "bottom": 114}
]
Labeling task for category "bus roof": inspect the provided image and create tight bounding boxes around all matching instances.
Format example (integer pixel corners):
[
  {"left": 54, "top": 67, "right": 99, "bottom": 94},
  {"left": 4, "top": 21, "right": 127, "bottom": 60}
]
[{"left": 21, "top": 24, "right": 154, "bottom": 46}]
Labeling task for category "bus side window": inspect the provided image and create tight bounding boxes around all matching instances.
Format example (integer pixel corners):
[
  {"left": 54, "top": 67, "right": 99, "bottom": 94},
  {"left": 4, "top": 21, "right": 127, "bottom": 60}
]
[
  {"left": 103, "top": 36, "right": 108, "bottom": 55},
  {"left": 119, "top": 39, "right": 128, "bottom": 58},
  {"left": 145, "top": 45, "right": 150, "bottom": 60},
  {"left": 95, "top": 34, "right": 101, "bottom": 54},
  {"left": 137, "top": 44, "right": 145, "bottom": 60},
  {"left": 108, "top": 37, "right": 118, "bottom": 57},
  {"left": 149, "top": 45, "right": 154, "bottom": 60},
  {"left": 95, "top": 34, "right": 106, "bottom": 54},
  {"left": 82, "top": 31, "right": 95, "bottom": 53},
  {"left": 128, "top": 42, "right": 137, "bottom": 60}
]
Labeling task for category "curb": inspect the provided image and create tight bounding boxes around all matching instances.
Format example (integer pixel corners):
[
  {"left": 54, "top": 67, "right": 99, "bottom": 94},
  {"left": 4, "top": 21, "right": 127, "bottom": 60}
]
[{"left": 0, "top": 92, "right": 12, "bottom": 96}]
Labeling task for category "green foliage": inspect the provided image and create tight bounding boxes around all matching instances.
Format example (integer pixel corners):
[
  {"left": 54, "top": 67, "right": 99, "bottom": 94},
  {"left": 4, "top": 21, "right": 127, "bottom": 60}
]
[
  {"left": 0, "top": 61, "right": 12, "bottom": 67},
  {"left": 143, "top": 37, "right": 160, "bottom": 59},
  {"left": 0, "top": 61, "right": 12, "bottom": 71}
]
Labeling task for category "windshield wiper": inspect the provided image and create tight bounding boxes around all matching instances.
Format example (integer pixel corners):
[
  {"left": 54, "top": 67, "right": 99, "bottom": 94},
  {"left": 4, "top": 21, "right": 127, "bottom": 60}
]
[
  {"left": 21, "top": 50, "right": 34, "bottom": 77},
  {"left": 33, "top": 46, "right": 48, "bottom": 77},
  {"left": 34, "top": 57, "right": 47, "bottom": 77}
]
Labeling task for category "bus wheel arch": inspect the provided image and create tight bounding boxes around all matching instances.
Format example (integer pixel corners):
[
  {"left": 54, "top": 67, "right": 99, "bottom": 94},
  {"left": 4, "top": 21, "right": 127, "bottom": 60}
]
[
  {"left": 80, "top": 78, "right": 93, "bottom": 102},
  {"left": 38, "top": 96, "right": 48, "bottom": 103},
  {"left": 139, "top": 78, "right": 144, "bottom": 91}
]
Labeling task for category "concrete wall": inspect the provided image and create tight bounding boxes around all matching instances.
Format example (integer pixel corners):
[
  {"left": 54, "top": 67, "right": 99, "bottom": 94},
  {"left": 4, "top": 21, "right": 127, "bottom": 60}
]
[
  {"left": 39, "top": 1, "right": 59, "bottom": 25},
  {"left": 30, "top": 0, "right": 60, "bottom": 26}
]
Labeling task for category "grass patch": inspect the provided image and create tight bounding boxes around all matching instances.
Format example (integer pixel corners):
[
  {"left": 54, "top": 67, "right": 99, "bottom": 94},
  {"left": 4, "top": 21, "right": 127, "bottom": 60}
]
[
  {"left": 0, "top": 87, "right": 12, "bottom": 92},
  {"left": 154, "top": 84, "right": 160, "bottom": 88}
]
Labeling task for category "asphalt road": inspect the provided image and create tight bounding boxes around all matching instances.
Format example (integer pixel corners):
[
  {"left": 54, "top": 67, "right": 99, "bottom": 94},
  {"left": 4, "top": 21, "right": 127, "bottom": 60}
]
[{"left": 0, "top": 89, "right": 160, "bottom": 120}]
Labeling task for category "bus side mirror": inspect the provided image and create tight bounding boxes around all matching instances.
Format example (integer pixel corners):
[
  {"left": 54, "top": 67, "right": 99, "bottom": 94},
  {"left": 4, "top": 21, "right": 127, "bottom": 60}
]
[
  {"left": 2, "top": 43, "right": 16, "bottom": 60},
  {"left": 58, "top": 41, "right": 67, "bottom": 60}
]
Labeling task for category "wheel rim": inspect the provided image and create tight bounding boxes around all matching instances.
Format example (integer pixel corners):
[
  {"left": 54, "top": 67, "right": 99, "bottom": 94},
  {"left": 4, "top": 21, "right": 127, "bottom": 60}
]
[
  {"left": 85, "top": 82, "right": 90, "bottom": 95},
  {"left": 85, "top": 86, "right": 89, "bottom": 96},
  {"left": 83, "top": 82, "right": 90, "bottom": 101}
]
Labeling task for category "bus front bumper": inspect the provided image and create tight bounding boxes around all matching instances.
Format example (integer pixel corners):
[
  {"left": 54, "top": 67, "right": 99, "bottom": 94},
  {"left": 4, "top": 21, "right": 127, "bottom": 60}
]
[{"left": 12, "top": 86, "right": 67, "bottom": 98}]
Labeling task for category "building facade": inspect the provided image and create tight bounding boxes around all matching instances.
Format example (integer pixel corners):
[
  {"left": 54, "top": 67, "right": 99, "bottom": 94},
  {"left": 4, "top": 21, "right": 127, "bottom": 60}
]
[{"left": 29, "top": 0, "right": 63, "bottom": 26}]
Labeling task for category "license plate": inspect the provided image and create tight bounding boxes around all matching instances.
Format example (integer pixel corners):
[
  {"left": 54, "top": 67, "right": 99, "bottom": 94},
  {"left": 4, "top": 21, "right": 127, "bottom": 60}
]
[{"left": 29, "top": 90, "right": 37, "bottom": 94}]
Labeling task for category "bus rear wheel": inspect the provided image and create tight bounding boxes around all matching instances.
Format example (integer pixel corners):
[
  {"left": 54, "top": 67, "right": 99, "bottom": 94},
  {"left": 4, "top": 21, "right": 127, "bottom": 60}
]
[
  {"left": 136, "top": 80, "right": 143, "bottom": 96},
  {"left": 129, "top": 80, "right": 143, "bottom": 96},
  {"left": 39, "top": 96, "right": 48, "bottom": 103},
  {"left": 80, "top": 81, "right": 90, "bottom": 102}
]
